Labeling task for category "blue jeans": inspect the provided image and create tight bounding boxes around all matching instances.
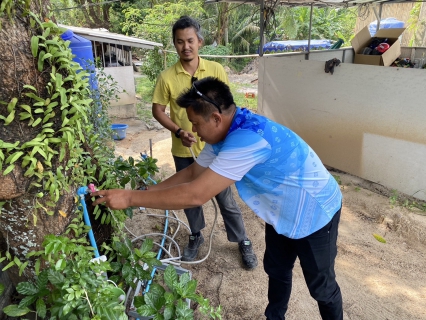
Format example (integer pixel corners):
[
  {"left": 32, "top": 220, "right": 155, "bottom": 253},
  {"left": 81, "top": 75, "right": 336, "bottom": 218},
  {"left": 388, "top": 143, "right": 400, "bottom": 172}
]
[
  {"left": 264, "top": 208, "right": 343, "bottom": 320},
  {"left": 173, "top": 156, "right": 247, "bottom": 242}
]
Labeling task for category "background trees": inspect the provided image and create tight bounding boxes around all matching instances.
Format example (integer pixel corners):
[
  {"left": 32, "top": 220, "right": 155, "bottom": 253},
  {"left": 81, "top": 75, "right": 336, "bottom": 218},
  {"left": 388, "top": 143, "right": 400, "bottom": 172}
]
[{"left": 52, "top": 0, "right": 358, "bottom": 60}]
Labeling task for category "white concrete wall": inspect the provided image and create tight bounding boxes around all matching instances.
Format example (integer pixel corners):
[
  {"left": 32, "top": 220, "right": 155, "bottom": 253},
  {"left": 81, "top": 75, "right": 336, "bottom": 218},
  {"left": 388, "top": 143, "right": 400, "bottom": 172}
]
[
  {"left": 258, "top": 51, "right": 426, "bottom": 200},
  {"left": 103, "top": 66, "right": 137, "bottom": 118}
]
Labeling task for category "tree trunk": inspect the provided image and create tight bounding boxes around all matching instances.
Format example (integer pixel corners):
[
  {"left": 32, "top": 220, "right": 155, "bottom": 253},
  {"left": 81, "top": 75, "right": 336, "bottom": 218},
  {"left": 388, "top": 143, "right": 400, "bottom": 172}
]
[
  {"left": 216, "top": 3, "right": 230, "bottom": 46},
  {"left": 0, "top": 1, "right": 110, "bottom": 287},
  {"left": 74, "top": 0, "right": 111, "bottom": 29}
]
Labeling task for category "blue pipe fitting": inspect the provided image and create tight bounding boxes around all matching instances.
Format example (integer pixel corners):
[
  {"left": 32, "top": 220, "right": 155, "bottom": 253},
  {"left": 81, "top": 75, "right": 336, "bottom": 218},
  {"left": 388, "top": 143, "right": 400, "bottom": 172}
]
[{"left": 77, "top": 186, "right": 100, "bottom": 258}]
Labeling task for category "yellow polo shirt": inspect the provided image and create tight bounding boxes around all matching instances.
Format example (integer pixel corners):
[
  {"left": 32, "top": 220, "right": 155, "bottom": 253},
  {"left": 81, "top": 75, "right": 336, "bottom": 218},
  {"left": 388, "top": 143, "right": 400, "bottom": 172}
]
[{"left": 152, "top": 58, "right": 229, "bottom": 158}]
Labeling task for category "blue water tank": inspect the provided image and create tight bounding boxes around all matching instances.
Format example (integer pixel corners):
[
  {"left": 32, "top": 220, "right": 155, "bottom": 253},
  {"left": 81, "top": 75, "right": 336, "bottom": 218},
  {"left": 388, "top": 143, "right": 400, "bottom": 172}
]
[
  {"left": 60, "top": 29, "right": 98, "bottom": 91},
  {"left": 369, "top": 18, "right": 404, "bottom": 36}
]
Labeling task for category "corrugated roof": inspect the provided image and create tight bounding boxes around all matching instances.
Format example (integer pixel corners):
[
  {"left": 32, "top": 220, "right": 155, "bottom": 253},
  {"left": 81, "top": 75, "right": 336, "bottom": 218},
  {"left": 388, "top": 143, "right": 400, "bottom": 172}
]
[{"left": 59, "top": 24, "right": 163, "bottom": 49}]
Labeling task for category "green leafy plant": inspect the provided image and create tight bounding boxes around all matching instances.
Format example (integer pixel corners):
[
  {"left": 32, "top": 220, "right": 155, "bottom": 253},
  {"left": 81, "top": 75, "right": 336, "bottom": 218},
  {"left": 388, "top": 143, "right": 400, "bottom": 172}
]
[
  {"left": 134, "top": 264, "right": 222, "bottom": 320},
  {"left": 3, "top": 232, "right": 221, "bottom": 319},
  {"left": 200, "top": 45, "right": 232, "bottom": 66},
  {"left": 389, "top": 189, "right": 398, "bottom": 207},
  {"left": 0, "top": 9, "right": 221, "bottom": 320},
  {"left": 113, "top": 156, "right": 159, "bottom": 190},
  {"left": 104, "top": 237, "right": 161, "bottom": 289},
  {"left": 3, "top": 234, "right": 128, "bottom": 319}
]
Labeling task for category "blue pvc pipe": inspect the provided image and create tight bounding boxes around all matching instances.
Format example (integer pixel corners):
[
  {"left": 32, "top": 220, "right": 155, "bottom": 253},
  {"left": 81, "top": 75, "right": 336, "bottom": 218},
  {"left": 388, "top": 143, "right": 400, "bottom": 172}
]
[
  {"left": 144, "top": 209, "right": 168, "bottom": 294},
  {"left": 140, "top": 164, "right": 169, "bottom": 295},
  {"left": 77, "top": 186, "right": 100, "bottom": 258}
]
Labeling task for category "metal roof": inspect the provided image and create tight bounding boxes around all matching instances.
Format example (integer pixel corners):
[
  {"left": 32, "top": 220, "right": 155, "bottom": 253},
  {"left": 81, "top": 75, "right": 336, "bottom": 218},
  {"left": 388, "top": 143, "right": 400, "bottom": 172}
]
[
  {"left": 205, "top": 0, "right": 416, "bottom": 8},
  {"left": 58, "top": 24, "right": 163, "bottom": 50}
]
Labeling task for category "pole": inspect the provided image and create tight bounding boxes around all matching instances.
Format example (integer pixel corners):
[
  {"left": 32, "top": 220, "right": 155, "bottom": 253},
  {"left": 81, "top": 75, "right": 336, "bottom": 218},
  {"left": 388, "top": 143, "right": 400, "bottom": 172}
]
[
  {"left": 259, "top": 0, "right": 265, "bottom": 57},
  {"left": 307, "top": 3, "right": 313, "bottom": 60}
]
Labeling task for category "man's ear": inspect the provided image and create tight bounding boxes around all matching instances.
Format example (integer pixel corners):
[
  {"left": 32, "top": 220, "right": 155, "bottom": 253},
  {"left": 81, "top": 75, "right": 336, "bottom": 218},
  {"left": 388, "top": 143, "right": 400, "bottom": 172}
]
[{"left": 212, "top": 112, "right": 221, "bottom": 125}]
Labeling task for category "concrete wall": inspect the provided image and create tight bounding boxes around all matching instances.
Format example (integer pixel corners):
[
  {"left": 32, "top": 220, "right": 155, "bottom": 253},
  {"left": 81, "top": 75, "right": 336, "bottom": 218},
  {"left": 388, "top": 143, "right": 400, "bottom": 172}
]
[
  {"left": 103, "top": 66, "right": 137, "bottom": 118},
  {"left": 258, "top": 49, "right": 426, "bottom": 200}
]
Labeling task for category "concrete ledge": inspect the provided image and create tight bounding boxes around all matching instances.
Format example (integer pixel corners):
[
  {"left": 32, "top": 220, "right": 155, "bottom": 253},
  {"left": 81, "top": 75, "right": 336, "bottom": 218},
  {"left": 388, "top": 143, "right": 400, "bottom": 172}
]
[{"left": 108, "top": 103, "right": 137, "bottom": 118}]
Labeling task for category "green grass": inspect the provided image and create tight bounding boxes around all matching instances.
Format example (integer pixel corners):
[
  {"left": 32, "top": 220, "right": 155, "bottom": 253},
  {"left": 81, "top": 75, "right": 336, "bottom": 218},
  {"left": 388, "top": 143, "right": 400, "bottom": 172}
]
[
  {"left": 135, "top": 76, "right": 155, "bottom": 104},
  {"left": 229, "top": 82, "right": 258, "bottom": 111}
]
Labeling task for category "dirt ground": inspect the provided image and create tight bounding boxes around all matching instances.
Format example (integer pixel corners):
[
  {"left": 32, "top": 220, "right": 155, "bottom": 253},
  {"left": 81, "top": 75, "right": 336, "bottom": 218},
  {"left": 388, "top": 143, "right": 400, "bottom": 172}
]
[{"left": 111, "top": 72, "right": 426, "bottom": 320}]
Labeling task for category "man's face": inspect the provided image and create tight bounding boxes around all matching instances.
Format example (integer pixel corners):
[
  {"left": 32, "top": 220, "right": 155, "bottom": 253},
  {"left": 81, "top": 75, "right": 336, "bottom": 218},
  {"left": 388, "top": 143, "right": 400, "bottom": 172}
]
[
  {"left": 174, "top": 27, "right": 202, "bottom": 62},
  {"left": 186, "top": 107, "right": 221, "bottom": 145}
]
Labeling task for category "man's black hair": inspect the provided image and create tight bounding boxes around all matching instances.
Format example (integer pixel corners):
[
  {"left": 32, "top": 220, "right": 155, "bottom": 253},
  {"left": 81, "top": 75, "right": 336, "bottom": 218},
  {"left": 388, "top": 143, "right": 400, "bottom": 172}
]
[
  {"left": 172, "top": 16, "right": 204, "bottom": 43},
  {"left": 176, "top": 77, "right": 235, "bottom": 119}
]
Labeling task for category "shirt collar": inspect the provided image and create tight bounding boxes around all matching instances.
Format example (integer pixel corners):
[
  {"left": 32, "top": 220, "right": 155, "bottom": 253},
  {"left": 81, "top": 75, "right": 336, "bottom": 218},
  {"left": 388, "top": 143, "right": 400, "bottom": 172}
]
[{"left": 175, "top": 57, "right": 206, "bottom": 76}]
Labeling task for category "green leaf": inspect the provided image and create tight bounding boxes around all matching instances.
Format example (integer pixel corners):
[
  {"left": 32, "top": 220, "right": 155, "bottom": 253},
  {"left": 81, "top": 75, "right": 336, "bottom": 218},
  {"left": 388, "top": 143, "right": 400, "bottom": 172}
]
[
  {"left": 47, "top": 268, "right": 65, "bottom": 286},
  {"left": 163, "top": 305, "right": 175, "bottom": 320},
  {"left": 139, "top": 238, "right": 154, "bottom": 256},
  {"left": 36, "top": 270, "right": 49, "bottom": 289},
  {"left": 164, "top": 264, "right": 178, "bottom": 291},
  {"left": 38, "top": 50, "right": 46, "bottom": 71},
  {"left": 373, "top": 233, "right": 386, "bottom": 243},
  {"left": 34, "top": 259, "right": 41, "bottom": 275},
  {"left": 0, "top": 283, "right": 5, "bottom": 296},
  {"left": 23, "top": 85, "right": 37, "bottom": 92},
  {"left": 16, "top": 282, "right": 38, "bottom": 295},
  {"left": 36, "top": 298, "right": 47, "bottom": 318},
  {"left": 25, "top": 92, "right": 44, "bottom": 102},
  {"left": 31, "top": 36, "right": 39, "bottom": 57},
  {"left": 18, "top": 260, "right": 29, "bottom": 276},
  {"left": 18, "top": 295, "right": 38, "bottom": 309},
  {"left": 3, "top": 305, "right": 31, "bottom": 317},
  {"left": 31, "top": 117, "right": 42, "bottom": 127},
  {"left": 1, "top": 261, "right": 15, "bottom": 272},
  {"left": 6, "top": 151, "right": 24, "bottom": 164},
  {"left": 42, "top": 27, "right": 51, "bottom": 39},
  {"left": 4, "top": 110, "right": 15, "bottom": 125},
  {"left": 7, "top": 97, "right": 18, "bottom": 113},
  {"left": 137, "top": 304, "right": 157, "bottom": 317},
  {"left": 3, "top": 164, "right": 15, "bottom": 176},
  {"left": 133, "top": 296, "right": 145, "bottom": 308},
  {"left": 42, "top": 53, "right": 53, "bottom": 61},
  {"left": 181, "top": 279, "right": 197, "bottom": 297},
  {"left": 175, "top": 299, "right": 193, "bottom": 319}
]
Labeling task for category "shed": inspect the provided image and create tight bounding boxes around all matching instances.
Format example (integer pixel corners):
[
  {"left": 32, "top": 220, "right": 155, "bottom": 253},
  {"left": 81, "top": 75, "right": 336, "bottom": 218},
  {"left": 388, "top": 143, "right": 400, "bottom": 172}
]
[{"left": 59, "top": 24, "right": 162, "bottom": 118}]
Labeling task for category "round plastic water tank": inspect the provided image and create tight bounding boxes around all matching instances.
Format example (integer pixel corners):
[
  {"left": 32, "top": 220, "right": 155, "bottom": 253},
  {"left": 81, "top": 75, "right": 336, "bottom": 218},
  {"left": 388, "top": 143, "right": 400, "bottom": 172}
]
[
  {"left": 60, "top": 29, "right": 98, "bottom": 91},
  {"left": 369, "top": 18, "right": 404, "bottom": 36}
]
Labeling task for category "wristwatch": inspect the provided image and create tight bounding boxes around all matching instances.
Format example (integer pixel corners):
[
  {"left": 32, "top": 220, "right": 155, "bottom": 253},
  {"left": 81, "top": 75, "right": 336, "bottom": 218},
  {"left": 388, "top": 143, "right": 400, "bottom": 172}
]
[{"left": 175, "top": 128, "right": 182, "bottom": 138}]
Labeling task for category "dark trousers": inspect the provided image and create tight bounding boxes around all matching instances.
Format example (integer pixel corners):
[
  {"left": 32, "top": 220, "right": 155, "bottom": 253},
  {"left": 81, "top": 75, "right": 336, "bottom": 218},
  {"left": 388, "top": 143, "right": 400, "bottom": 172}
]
[
  {"left": 173, "top": 156, "right": 247, "bottom": 242},
  {"left": 264, "top": 208, "right": 343, "bottom": 320}
]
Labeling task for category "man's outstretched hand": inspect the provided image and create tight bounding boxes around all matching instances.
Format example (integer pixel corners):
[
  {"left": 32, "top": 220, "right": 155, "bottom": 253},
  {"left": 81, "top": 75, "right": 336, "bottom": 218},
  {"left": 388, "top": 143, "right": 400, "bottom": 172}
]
[{"left": 91, "top": 189, "right": 133, "bottom": 210}]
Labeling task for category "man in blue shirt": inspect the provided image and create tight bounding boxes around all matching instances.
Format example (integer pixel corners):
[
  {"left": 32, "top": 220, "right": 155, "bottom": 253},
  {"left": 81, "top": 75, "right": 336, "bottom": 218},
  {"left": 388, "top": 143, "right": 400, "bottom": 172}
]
[{"left": 93, "top": 77, "right": 343, "bottom": 320}]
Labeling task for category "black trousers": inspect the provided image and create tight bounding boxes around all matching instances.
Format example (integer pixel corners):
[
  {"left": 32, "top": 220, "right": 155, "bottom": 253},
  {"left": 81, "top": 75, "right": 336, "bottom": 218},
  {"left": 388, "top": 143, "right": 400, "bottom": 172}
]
[
  {"left": 173, "top": 156, "right": 247, "bottom": 242},
  {"left": 264, "top": 208, "right": 343, "bottom": 320}
]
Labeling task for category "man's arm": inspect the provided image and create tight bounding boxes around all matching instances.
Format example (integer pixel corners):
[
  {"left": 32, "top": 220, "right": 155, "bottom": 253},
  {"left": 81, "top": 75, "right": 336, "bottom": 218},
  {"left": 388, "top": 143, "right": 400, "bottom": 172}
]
[
  {"left": 92, "top": 165, "right": 234, "bottom": 210},
  {"left": 152, "top": 103, "right": 197, "bottom": 147},
  {"left": 152, "top": 103, "right": 180, "bottom": 134}
]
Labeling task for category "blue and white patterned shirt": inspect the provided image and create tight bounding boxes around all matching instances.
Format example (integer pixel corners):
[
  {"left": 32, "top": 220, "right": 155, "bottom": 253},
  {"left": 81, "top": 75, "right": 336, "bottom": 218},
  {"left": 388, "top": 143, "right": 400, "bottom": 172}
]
[{"left": 196, "top": 107, "right": 342, "bottom": 239}]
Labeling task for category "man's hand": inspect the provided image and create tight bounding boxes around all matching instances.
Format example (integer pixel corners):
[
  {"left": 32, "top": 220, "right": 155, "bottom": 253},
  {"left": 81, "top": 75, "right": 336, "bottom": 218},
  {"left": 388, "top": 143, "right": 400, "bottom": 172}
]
[
  {"left": 91, "top": 189, "right": 133, "bottom": 210},
  {"left": 180, "top": 130, "right": 197, "bottom": 147}
]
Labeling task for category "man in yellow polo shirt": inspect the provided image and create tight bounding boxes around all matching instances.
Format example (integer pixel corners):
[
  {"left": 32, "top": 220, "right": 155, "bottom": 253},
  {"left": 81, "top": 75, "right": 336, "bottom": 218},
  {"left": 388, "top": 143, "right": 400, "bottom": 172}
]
[{"left": 152, "top": 16, "right": 257, "bottom": 269}]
